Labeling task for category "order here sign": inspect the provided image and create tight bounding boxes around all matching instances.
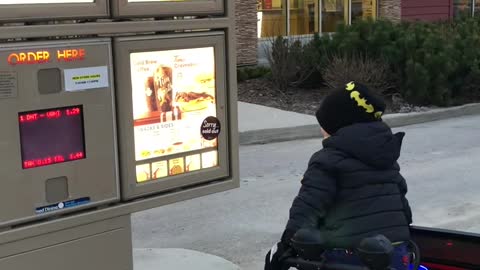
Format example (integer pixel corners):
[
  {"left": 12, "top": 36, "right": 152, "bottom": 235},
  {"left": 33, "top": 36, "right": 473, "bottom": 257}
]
[{"left": 7, "top": 49, "right": 86, "bottom": 65}]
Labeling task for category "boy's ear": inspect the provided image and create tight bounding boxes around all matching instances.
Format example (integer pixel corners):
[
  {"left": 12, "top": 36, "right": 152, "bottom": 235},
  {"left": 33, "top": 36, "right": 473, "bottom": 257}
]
[{"left": 321, "top": 128, "right": 330, "bottom": 138}]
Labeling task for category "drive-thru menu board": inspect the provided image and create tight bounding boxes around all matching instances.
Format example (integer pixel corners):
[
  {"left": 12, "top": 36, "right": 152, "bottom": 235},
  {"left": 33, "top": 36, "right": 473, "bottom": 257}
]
[
  {"left": 111, "top": 0, "right": 223, "bottom": 17},
  {"left": 114, "top": 33, "right": 229, "bottom": 200},
  {"left": 131, "top": 47, "right": 219, "bottom": 183},
  {"left": 0, "top": 39, "right": 119, "bottom": 228},
  {"left": 0, "top": 0, "right": 108, "bottom": 22}
]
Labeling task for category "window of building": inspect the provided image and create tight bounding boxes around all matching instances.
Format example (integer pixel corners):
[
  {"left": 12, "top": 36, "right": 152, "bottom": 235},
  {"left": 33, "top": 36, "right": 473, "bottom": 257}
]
[
  {"left": 351, "top": 0, "right": 377, "bottom": 23},
  {"left": 473, "top": 0, "right": 480, "bottom": 16},
  {"left": 289, "top": 0, "right": 320, "bottom": 35},
  {"left": 452, "top": 0, "right": 480, "bottom": 17},
  {"left": 257, "top": 0, "right": 287, "bottom": 38},
  {"left": 322, "top": 0, "right": 348, "bottom": 33},
  {"left": 257, "top": 0, "right": 376, "bottom": 38},
  {"left": 453, "top": 0, "right": 474, "bottom": 17}
]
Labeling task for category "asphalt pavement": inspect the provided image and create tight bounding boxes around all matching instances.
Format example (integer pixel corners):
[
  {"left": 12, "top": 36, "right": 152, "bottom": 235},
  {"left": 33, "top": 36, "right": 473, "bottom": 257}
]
[{"left": 132, "top": 112, "right": 480, "bottom": 270}]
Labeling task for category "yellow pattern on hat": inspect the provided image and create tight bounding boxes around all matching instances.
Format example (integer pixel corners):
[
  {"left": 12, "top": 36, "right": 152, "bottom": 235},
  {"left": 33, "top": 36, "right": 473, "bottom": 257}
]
[
  {"left": 350, "top": 91, "right": 375, "bottom": 113},
  {"left": 374, "top": 111, "right": 383, "bottom": 119},
  {"left": 345, "top": 81, "right": 382, "bottom": 118},
  {"left": 346, "top": 81, "right": 355, "bottom": 91}
]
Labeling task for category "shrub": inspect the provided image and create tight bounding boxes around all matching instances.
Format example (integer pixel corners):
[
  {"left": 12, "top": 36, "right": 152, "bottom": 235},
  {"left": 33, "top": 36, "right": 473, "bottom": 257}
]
[
  {"left": 266, "top": 36, "right": 318, "bottom": 91},
  {"left": 312, "top": 17, "right": 480, "bottom": 106},
  {"left": 237, "top": 66, "right": 271, "bottom": 83},
  {"left": 237, "top": 68, "right": 248, "bottom": 82},
  {"left": 322, "top": 53, "right": 393, "bottom": 96},
  {"left": 246, "top": 66, "right": 271, "bottom": 79},
  {"left": 269, "top": 16, "right": 480, "bottom": 106}
]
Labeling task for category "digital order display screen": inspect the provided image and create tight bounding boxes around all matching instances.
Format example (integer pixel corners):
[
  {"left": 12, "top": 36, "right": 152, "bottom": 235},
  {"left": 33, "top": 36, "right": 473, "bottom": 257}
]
[{"left": 18, "top": 105, "right": 86, "bottom": 169}]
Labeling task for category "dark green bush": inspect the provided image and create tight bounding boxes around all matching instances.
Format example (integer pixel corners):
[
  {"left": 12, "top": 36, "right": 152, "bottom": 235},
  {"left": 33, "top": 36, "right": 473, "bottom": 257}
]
[
  {"left": 237, "top": 68, "right": 249, "bottom": 82},
  {"left": 245, "top": 66, "right": 271, "bottom": 79},
  {"left": 237, "top": 66, "right": 271, "bottom": 83},
  {"left": 322, "top": 53, "right": 394, "bottom": 96},
  {"left": 266, "top": 36, "right": 318, "bottom": 91},
  {"left": 268, "top": 16, "right": 480, "bottom": 106}
]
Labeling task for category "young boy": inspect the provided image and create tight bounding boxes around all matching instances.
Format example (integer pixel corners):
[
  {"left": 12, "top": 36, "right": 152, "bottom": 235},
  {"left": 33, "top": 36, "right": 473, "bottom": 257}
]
[{"left": 265, "top": 82, "right": 413, "bottom": 270}]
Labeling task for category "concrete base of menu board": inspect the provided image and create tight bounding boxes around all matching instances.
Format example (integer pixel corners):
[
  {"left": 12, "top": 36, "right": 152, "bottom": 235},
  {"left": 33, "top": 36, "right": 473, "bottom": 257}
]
[
  {"left": 0, "top": 215, "right": 133, "bottom": 270},
  {"left": 0, "top": 179, "right": 238, "bottom": 270}
]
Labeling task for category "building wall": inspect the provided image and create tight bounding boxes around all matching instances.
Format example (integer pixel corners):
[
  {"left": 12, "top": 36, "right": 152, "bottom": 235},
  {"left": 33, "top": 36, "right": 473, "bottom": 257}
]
[
  {"left": 379, "top": 0, "right": 402, "bottom": 22},
  {"left": 235, "top": 0, "right": 258, "bottom": 66},
  {"left": 235, "top": 0, "right": 455, "bottom": 67},
  {"left": 402, "top": 0, "right": 453, "bottom": 22}
]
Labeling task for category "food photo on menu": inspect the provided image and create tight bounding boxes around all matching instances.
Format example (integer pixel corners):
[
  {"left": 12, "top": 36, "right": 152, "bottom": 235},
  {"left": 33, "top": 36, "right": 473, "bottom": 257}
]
[{"left": 130, "top": 47, "right": 219, "bottom": 182}]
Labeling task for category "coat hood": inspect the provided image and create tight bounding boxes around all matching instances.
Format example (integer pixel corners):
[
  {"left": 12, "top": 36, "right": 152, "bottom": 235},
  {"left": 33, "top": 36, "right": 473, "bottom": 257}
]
[{"left": 323, "top": 121, "right": 405, "bottom": 169}]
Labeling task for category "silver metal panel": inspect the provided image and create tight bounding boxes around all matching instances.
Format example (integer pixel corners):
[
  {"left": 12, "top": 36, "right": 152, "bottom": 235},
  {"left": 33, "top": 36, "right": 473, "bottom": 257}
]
[
  {"left": 0, "top": 38, "right": 119, "bottom": 228},
  {"left": 0, "top": 179, "right": 236, "bottom": 244},
  {"left": 0, "top": 0, "right": 109, "bottom": 22},
  {"left": 0, "top": 18, "right": 230, "bottom": 40},
  {"left": 0, "top": 215, "right": 132, "bottom": 270},
  {"left": 111, "top": 0, "right": 224, "bottom": 18}
]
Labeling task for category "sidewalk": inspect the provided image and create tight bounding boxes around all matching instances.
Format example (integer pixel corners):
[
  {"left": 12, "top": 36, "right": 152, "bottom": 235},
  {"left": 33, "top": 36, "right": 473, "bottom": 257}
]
[
  {"left": 238, "top": 102, "right": 320, "bottom": 145},
  {"left": 134, "top": 248, "right": 241, "bottom": 270},
  {"left": 238, "top": 101, "right": 480, "bottom": 145}
]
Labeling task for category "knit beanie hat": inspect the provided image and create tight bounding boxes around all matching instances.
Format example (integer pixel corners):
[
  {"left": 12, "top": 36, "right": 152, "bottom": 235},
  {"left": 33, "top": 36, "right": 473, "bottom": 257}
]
[{"left": 316, "top": 81, "right": 386, "bottom": 135}]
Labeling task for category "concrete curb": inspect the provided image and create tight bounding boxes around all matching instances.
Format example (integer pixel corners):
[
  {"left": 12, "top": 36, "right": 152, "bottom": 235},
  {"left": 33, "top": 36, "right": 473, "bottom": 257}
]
[
  {"left": 239, "top": 103, "right": 480, "bottom": 145},
  {"left": 383, "top": 103, "right": 480, "bottom": 128}
]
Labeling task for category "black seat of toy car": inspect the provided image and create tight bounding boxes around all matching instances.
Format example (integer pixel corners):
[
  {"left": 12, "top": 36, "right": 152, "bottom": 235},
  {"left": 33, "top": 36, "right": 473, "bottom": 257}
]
[
  {"left": 290, "top": 227, "right": 328, "bottom": 260},
  {"left": 290, "top": 228, "right": 395, "bottom": 270}
]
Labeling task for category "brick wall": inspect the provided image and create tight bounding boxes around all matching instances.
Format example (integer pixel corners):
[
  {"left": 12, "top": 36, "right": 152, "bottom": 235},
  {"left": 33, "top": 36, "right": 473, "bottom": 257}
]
[
  {"left": 402, "top": 0, "right": 452, "bottom": 22},
  {"left": 379, "top": 0, "right": 402, "bottom": 22},
  {"left": 235, "top": 0, "right": 258, "bottom": 66}
]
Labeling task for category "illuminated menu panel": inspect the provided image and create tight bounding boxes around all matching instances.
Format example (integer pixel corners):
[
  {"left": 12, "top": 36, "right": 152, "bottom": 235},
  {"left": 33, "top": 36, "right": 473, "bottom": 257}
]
[
  {"left": 130, "top": 47, "right": 220, "bottom": 183},
  {"left": 0, "top": 0, "right": 94, "bottom": 3},
  {"left": 18, "top": 105, "right": 86, "bottom": 169}
]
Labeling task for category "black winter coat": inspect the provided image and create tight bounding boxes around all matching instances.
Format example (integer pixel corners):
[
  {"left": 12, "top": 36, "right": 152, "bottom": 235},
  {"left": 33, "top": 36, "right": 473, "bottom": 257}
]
[{"left": 284, "top": 121, "right": 412, "bottom": 249}]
